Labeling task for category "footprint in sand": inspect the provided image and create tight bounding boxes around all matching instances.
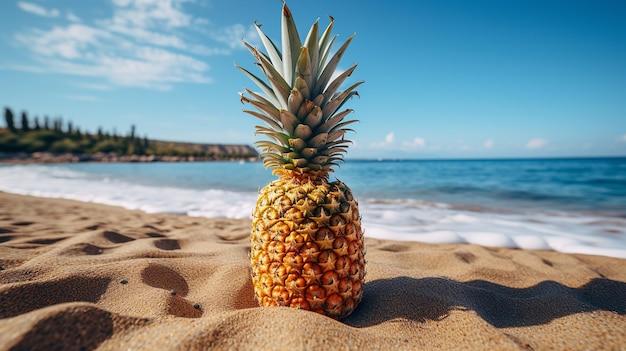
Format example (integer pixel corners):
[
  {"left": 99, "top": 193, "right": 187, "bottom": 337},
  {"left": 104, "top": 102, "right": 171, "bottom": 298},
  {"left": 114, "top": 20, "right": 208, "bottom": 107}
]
[
  {"left": 82, "top": 243, "right": 105, "bottom": 255},
  {"left": 102, "top": 231, "right": 135, "bottom": 244},
  {"left": 378, "top": 243, "right": 410, "bottom": 253},
  {"left": 454, "top": 251, "right": 478, "bottom": 264},
  {"left": 11, "top": 221, "right": 34, "bottom": 226},
  {"left": 57, "top": 242, "right": 105, "bottom": 256},
  {"left": 26, "top": 237, "right": 68, "bottom": 245},
  {"left": 140, "top": 263, "right": 201, "bottom": 318},
  {"left": 140, "top": 263, "right": 189, "bottom": 296},
  {"left": 0, "top": 235, "right": 14, "bottom": 244},
  {"left": 154, "top": 239, "right": 181, "bottom": 251}
]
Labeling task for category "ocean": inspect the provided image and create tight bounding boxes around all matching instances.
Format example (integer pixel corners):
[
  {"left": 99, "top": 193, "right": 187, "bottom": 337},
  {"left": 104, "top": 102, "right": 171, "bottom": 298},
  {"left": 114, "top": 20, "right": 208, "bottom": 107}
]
[{"left": 1, "top": 157, "right": 625, "bottom": 259}]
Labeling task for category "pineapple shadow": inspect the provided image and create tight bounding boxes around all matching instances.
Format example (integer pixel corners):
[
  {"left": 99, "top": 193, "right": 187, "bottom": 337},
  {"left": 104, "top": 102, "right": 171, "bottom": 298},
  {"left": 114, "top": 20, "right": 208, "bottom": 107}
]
[{"left": 343, "top": 276, "right": 626, "bottom": 328}]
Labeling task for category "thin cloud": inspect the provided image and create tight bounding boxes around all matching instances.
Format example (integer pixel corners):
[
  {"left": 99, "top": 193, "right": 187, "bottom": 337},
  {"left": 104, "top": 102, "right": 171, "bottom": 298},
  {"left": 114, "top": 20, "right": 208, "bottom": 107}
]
[
  {"left": 621, "top": 134, "right": 626, "bottom": 142},
  {"left": 403, "top": 137, "right": 425, "bottom": 148},
  {"left": 484, "top": 139, "right": 494, "bottom": 149},
  {"left": 11, "top": 0, "right": 247, "bottom": 90},
  {"left": 370, "top": 132, "right": 395, "bottom": 149},
  {"left": 74, "top": 82, "right": 114, "bottom": 91},
  {"left": 17, "top": 2, "right": 60, "bottom": 18},
  {"left": 526, "top": 138, "right": 549, "bottom": 149},
  {"left": 112, "top": 0, "right": 192, "bottom": 28},
  {"left": 209, "top": 23, "right": 257, "bottom": 50},
  {"left": 15, "top": 25, "right": 110, "bottom": 60},
  {"left": 65, "top": 94, "right": 99, "bottom": 102},
  {"left": 66, "top": 12, "right": 81, "bottom": 23}
]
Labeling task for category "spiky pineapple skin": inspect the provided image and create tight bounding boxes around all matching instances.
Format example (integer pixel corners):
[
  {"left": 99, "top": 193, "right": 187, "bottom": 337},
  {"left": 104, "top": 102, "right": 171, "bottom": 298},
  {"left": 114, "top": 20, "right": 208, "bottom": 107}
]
[{"left": 251, "top": 176, "right": 365, "bottom": 319}]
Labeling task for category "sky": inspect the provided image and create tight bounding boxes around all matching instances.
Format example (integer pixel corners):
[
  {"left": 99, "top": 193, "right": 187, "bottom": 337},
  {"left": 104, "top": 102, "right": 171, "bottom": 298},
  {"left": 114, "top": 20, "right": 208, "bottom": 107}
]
[{"left": 0, "top": 0, "right": 625, "bottom": 159}]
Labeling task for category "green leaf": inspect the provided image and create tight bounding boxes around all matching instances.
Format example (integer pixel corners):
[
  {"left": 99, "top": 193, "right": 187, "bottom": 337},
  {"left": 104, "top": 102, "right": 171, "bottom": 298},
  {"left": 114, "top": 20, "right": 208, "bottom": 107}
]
[
  {"left": 287, "top": 88, "right": 304, "bottom": 116},
  {"left": 317, "top": 108, "right": 353, "bottom": 132},
  {"left": 242, "top": 110, "right": 282, "bottom": 131},
  {"left": 240, "top": 92, "right": 280, "bottom": 123},
  {"left": 303, "top": 19, "right": 320, "bottom": 83},
  {"left": 316, "top": 34, "right": 355, "bottom": 96},
  {"left": 303, "top": 106, "right": 323, "bottom": 129},
  {"left": 294, "top": 77, "right": 310, "bottom": 100},
  {"left": 321, "top": 81, "right": 363, "bottom": 117},
  {"left": 296, "top": 47, "right": 313, "bottom": 93},
  {"left": 318, "top": 15, "right": 335, "bottom": 68},
  {"left": 293, "top": 124, "right": 313, "bottom": 140},
  {"left": 253, "top": 21, "right": 284, "bottom": 77},
  {"left": 288, "top": 138, "right": 307, "bottom": 152},
  {"left": 236, "top": 64, "right": 280, "bottom": 108},
  {"left": 322, "top": 64, "right": 357, "bottom": 105},
  {"left": 255, "top": 140, "right": 289, "bottom": 153},
  {"left": 281, "top": 4, "right": 302, "bottom": 86},
  {"left": 248, "top": 43, "right": 291, "bottom": 109},
  {"left": 279, "top": 109, "right": 299, "bottom": 135}
]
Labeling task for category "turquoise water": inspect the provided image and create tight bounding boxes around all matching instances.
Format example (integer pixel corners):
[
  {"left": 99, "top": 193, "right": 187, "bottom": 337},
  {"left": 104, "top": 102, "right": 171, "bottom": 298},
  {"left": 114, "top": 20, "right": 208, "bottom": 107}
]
[
  {"left": 1, "top": 157, "right": 625, "bottom": 258},
  {"left": 33, "top": 157, "right": 625, "bottom": 213}
]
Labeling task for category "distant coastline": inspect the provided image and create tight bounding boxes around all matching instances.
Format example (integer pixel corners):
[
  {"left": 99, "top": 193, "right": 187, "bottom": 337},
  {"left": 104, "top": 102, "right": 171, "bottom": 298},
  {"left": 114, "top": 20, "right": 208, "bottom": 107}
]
[
  {"left": 1, "top": 106, "right": 259, "bottom": 164},
  {"left": 0, "top": 150, "right": 259, "bottom": 164}
]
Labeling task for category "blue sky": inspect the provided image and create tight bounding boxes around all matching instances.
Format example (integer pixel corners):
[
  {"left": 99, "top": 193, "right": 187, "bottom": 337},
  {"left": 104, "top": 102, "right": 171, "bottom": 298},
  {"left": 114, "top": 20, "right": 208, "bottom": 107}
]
[{"left": 0, "top": 0, "right": 625, "bottom": 159}]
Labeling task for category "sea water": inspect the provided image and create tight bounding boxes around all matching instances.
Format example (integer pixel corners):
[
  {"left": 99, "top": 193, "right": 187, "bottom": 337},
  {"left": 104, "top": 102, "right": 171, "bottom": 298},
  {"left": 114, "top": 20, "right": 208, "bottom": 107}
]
[{"left": 1, "top": 158, "right": 625, "bottom": 259}]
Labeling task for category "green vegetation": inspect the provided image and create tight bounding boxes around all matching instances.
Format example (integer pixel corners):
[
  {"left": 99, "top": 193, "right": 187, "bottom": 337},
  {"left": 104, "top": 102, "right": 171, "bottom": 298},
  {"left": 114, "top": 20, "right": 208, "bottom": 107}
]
[{"left": 1, "top": 107, "right": 258, "bottom": 162}]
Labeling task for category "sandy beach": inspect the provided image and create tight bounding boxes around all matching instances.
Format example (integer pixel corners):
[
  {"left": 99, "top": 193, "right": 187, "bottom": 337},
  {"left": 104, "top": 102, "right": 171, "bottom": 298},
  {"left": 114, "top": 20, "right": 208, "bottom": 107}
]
[{"left": 1, "top": 191, "right": 625, "bottom": 350}]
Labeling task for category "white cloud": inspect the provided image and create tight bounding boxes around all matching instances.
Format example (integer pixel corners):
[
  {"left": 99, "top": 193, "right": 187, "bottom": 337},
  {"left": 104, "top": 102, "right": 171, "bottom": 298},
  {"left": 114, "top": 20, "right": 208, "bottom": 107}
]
[
  {"left": 370, "top": 132, "right": 395, "bottom": 149},
  {"left": 526, "top": 138, "right": 549, "bottom": 149},
  {"left": 484, "top": 139, "right": 494, "bottom": 149},
  {"left": 66, "top": 11, "right": 81, "bottom": 23},
  {"left": 403, "top": 137, "right": 425, "bottom": 148},
  {"left": 621, "top": 134, "right": 626, "bottom": 142},
  {"left": 11, "top": 0, "right": 246, "bottom": 90},
  {"left": 16, "top": 25, "right": 110, "bottom": 59},
  {"left": 109, "top": 0, "right": 192, "bottom": 29},
  {"left": 17, "top": 2, "right": 60, "bottom": 18},
  {"left": 385, "top": 132, "right": 395, "bottom": 144},
  {"left": 209, "top": 23, "right": 257, "bottom": 50}
]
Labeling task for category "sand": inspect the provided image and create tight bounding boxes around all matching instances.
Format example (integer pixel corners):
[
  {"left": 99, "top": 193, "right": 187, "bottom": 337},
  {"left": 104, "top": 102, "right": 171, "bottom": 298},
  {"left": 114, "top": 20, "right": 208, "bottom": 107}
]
[{"left": 1, "top": 191, "right": 625, "bottom": 350}]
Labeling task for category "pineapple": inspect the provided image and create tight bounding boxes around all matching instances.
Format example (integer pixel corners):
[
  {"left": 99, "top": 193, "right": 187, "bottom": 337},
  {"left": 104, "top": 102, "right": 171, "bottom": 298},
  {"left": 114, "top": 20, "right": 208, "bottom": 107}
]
[{"left": 237, "top": 3, "right": 365, "bottom": 319}]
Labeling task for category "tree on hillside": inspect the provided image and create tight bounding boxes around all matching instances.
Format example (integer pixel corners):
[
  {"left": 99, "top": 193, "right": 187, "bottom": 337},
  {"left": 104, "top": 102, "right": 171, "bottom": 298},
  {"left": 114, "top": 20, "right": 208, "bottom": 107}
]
[
  {"left": 4, "top": 107, "right": 17, "bottom": 133},
  {"left": 53, "top": 118, "right": 63, "bottom": 132},
  {"left": 21, "top": 111, "right": 30, "bottom": 132},
  {"left": 44, "top": 116, "right": 50, "bottom": 130},
  {"left": 34, "top": 116, "right": 41, "bottom": 130}
]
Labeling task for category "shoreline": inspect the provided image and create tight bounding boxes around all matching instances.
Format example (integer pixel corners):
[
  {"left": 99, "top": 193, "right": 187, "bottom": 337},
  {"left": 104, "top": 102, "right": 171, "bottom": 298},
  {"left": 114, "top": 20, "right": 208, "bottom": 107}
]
[
  {"left": 0, "top": 151, "right": 259, "bottom": 164},
  {"left": 1, "top": 191, "right": 625, "bottom": 350}
]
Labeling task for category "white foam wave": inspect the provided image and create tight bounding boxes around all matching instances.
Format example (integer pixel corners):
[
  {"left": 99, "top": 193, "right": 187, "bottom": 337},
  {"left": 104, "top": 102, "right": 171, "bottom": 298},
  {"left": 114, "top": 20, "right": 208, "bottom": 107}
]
[
  {"left": 359, "top": 198, "right": 626, "bottom": 258},
  {"left": 0, "top": 165, "right": 256, "bottom": 219},
  {"left": 1, "top": 164, "right": 625, "bottom": 259}
]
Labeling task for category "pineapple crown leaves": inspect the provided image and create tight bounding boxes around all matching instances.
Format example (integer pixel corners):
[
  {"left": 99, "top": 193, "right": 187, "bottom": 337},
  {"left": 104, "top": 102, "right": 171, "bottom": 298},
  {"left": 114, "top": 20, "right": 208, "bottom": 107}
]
[{"left": 236, "top": 3, "right": 363, "bottom": 177}]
